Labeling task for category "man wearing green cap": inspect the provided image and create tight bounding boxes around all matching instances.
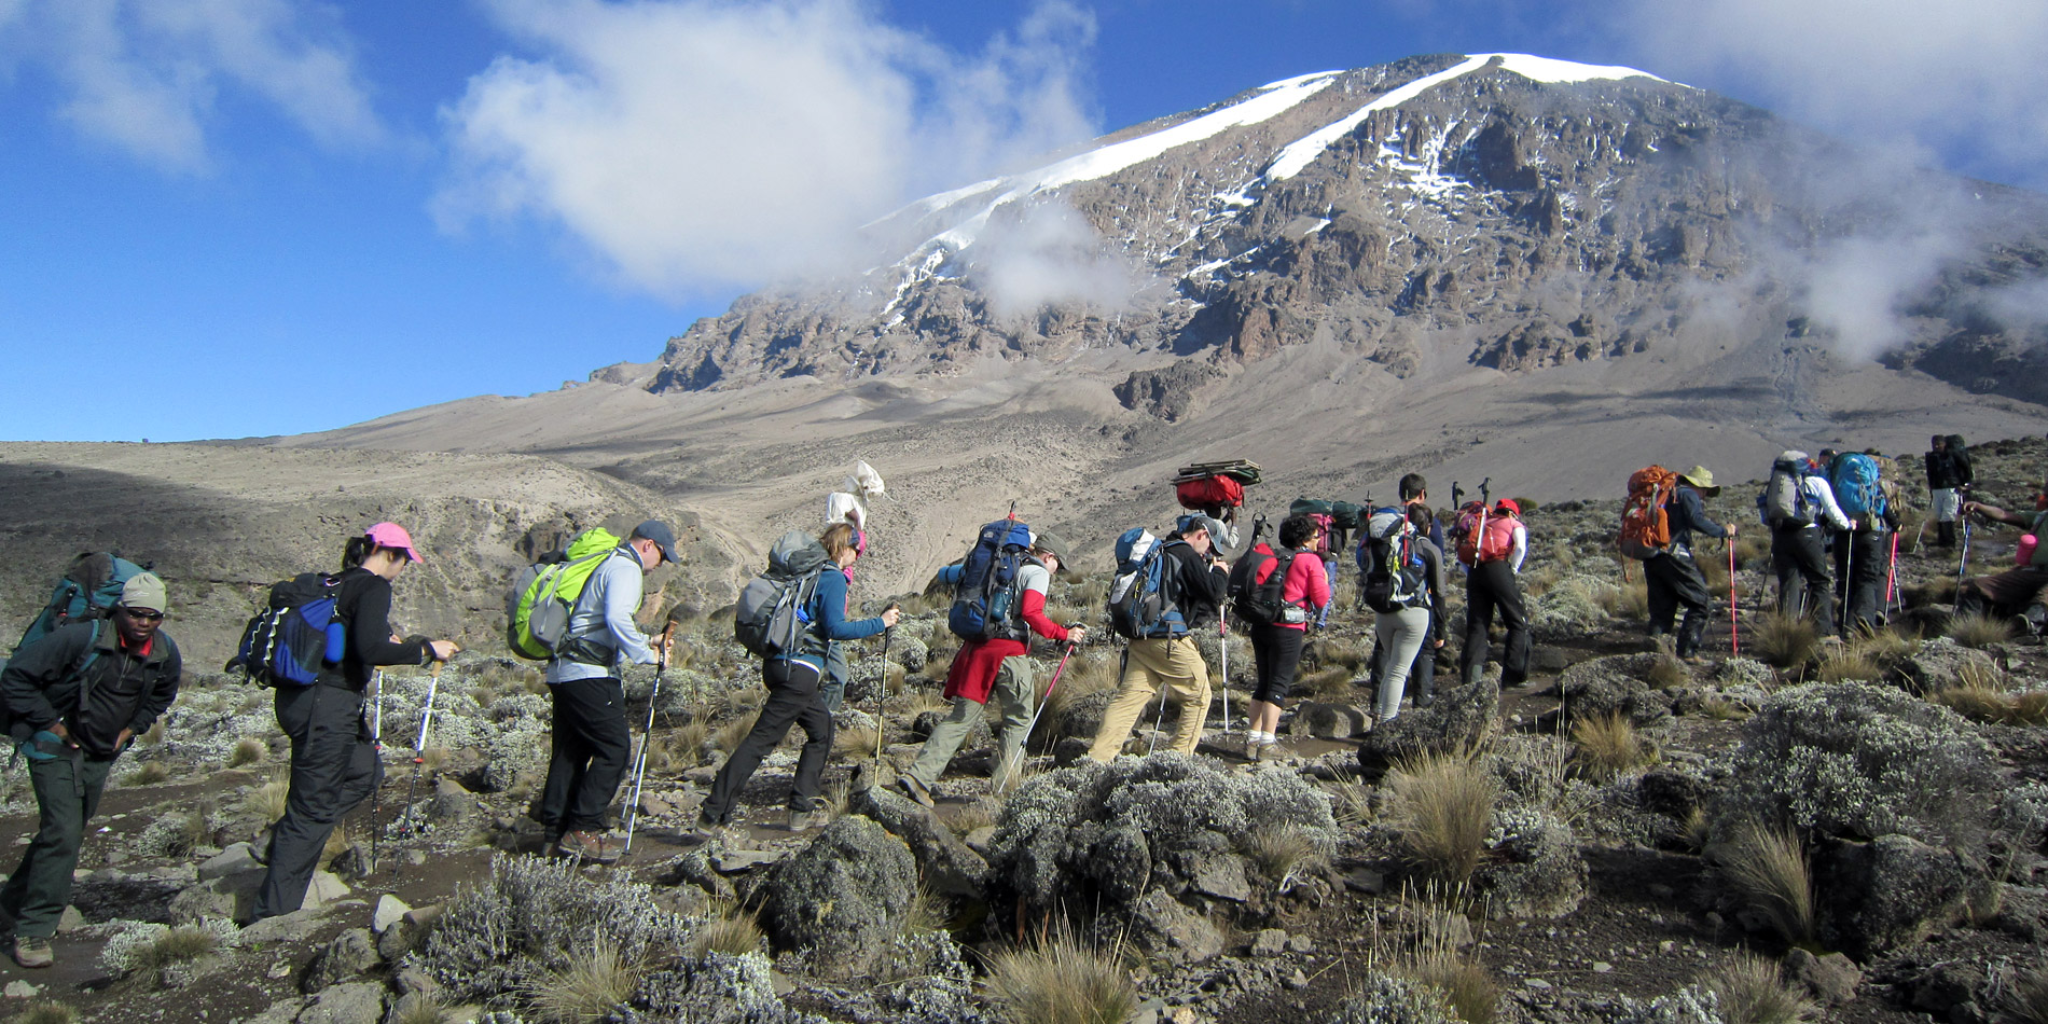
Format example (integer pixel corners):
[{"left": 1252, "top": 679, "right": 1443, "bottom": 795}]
[{"left": 1, "top": 573, "right": 182, "bottom": 968}]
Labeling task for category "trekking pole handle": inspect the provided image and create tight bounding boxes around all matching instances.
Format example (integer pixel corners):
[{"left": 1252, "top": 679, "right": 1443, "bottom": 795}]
[{"left": 657, "top": 622, "right": 676, "bottom": 673}]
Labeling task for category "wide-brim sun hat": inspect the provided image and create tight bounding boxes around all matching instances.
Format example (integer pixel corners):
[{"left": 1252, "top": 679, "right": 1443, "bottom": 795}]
[{"left": 1679, "top": 465, "right": 1721, "bottom": 495}]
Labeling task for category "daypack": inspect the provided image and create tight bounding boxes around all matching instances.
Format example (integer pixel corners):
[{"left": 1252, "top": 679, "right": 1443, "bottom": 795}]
[
  {"left": 734, "top": 530, "right": 832, "bottom": 658},
  {"left": 1763, "top": 454, "right": 1809, "bottom": 525},
  {"left": 236, "top": 573, "right": 348, "bottom": 687},
  {"left": 1108, "top": 529, "right": 1187, "bottom": 639},
  {"left": 14, "top": 552, "right": 150, "bottom": 654},
  {"left": 1830, "top": 453, "right": 1888, "bottom": 525},
  {"left": 1617, "top": 466, "right": 1678, "bottom": 560},
  {"left": 1226, "top": 542, "right": 1301, "bottom": 627},
  {"left": 508, "top": 528, "right": 623, "bottom": 661},
  {"left": 1176, "top": 475, "right": 1244, "bottom": 510},
  {"left": 1453, "top": 503, "right": 1516, "bottom": 566},
  {"left": 1362, "top": 508, "right": 1427, "bottom": 614},
  {"left": 947, "top": 518, "right": 1034, "bottom": 641}
]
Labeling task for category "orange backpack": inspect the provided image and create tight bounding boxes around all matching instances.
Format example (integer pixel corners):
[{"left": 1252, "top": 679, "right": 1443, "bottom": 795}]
[{"left": 1617, "top": 466, "right": 1678, "bottom": 560}]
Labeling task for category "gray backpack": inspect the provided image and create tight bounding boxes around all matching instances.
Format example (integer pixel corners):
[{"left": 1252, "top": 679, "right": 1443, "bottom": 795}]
[
  {"left": 1763, "top": 454, "right": 1808, "bottom": 525},
  {"left": 734, "top": 531, "right": 830, "bottom": 658}
]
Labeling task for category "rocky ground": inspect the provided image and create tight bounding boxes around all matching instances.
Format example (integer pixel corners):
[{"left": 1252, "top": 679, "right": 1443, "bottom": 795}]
[{"left": 2, "top": 440, "right": 2047, "bottom": 1024}]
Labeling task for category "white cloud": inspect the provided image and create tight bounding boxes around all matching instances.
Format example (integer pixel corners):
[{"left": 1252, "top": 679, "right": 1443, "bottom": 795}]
[
  {"left": 971, "top": 198, "right": 1143, "bottom": 319},
  {"left": 1, "top": 0, "right": 381, "bottom": 171},
  {"left": 437, "top": 0, "right": 1099, "bottom": 297}
]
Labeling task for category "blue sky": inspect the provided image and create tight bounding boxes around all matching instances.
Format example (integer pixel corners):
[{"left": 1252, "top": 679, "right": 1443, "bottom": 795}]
[{"left": 2, "top": 0, "right": 2042, "bottom": 442}]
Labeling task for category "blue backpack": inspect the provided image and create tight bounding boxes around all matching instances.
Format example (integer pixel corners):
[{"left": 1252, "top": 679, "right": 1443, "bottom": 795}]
[
  {"left": 14, "top": 553, "right": 150, "bottom": 654},
  {"left": 948, "top": 519, "right": 1034, "bottom": 641},
  {"left": 1829, "top": 453, "right": 1887, "bottom": 523},
  {"left": 1108, "top": 528, "right": 1188, "bottom": 640},
  {"left": 236, "top": 573, "right": 348, "bottom": 687}
]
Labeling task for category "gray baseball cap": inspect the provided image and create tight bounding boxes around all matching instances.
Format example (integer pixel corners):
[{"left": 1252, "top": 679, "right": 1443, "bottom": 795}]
[
  {"left": 1176, "top": 513, "right": 1227, "bottom": 540},
  {"left": 630, "top": 520, "right": 682, "bottom": 564}
]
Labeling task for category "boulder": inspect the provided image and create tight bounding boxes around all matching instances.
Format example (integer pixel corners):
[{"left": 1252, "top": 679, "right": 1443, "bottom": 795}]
[
  {"left": 372, "top": 895, "right": 410, "bottom": 935},
  {"left": 853, "top": 786, "right": 990, "bottom": 899},
  {"left": 1783, "top": 948, "right": 1861, "bottom": 1007},
  {"left": 1251, "top": 928, "right": 1288, "bottom": 957},
  {"left": 1892, "top": 636, "right": 1999, "bottom": 693},
  {"left": 376, "top": 904, "right": 442, "bottom": 963},
  {"left": 1815, "top": 834, "right": 1988, "bottom": 960},
  {"left": 1288, "top": 702, "right": 1370, "bottom": 739},
  {"left": 1187, "top": 852, "right": 1252, "bottom": 902},
  {"left": 295, "top": 980, "right": 385, "bottom": 1024},
  {"left": 1127, "top": 889, "right": 1223, "bottom": 963},
  {"left": 432, "top": 778, "right": 478, "bottom": 824},
  {"left": 239, "top": 908, "right": 328, "bottom": 944},
  {"left": 1553, "top": 653, "right": 1675, "bottom": 726},
  {"left": 1358, "top": 679, "right": 1499, "bottom": 776},
  {"left": 759, "top": 815, "right": 918, "bottom": 977},
  {"left": 301, "top": 928, "right": 379, "bottom": 993},
  {"left": 199, "top": 843, "right": 264, "bottom": 881}
]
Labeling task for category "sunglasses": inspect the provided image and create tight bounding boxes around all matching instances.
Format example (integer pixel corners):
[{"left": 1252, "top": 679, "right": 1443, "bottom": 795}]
[{"left": 122, "top": 608, "right": 164, "bottom": 622}]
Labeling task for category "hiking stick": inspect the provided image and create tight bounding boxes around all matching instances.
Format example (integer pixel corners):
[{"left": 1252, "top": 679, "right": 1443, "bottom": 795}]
[
  {"left": 876, "top": 620, "right": 895, "bottom": 760},
  {"left": 623, "top": 624, "right": 675, "bottom": 855},
  {"left": 1145, "top": 641, "right": 1176, "bottom": 756},
  {"left": 395, "top": 661, "right": 441, "bottom": 877},
  {"left": 1008, "top": 639, "right": 1076, "bottom": 779},
  {"left": 1840, "top": 533, "right": 1855, "bottom": 634},
  {"left": 1886, "top": 532, "right": 1901, "bottom": 618},
  {"left": 1218, "top": 621, "right": 1230, "bottom": 736},
  {"left": 1958, "top": 517, "right": 1973, "bottom": 587},
  {"left": 368, "top": 671, "right": 384, "bottom": 876},
  {"left": 1727, "top": 540, "right": 1739, "bottom": 657}
]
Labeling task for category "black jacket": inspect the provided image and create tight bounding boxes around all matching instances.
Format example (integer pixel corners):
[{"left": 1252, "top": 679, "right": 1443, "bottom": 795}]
[
  {"left": 326, "top": 568, "right": 432, "bottom": 690},
  {"left": 1664, "top": 486, "right": 1729, "bottom": 553},
  {"left": 1926, "top": 445, "right": 1973, "bottom": 490},
  {"left": 2, "top": 621, "right": 181, "bottom": 759},
  {"left": 1163, "top": 539, "right": 1229, "bottom": 631}
]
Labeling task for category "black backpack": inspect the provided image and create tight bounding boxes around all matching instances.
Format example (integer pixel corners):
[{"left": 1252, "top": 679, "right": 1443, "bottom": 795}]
[
  {"left": 234, "top": 573, "right": 347, "bottom": 687},
  {"left": 1362, "top": 508, "right": 1427, "bottom": 615},
  {"left": 1227, "top": 542, "right": 1299, "bottom": 627}
]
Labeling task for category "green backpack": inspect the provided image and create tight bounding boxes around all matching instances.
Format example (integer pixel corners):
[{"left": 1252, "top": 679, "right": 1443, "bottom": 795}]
[{"left": 506, "top": 529, "right": 623, "bottom": 660}]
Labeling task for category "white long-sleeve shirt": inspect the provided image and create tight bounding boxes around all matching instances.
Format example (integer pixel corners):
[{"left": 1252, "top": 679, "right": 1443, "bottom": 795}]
[
  {"left": 1508, "top": 522, "right": 1528, "bottom": 573},
  {"left": 1799, "top": 475, "right": 1854, "bottom": 532}
]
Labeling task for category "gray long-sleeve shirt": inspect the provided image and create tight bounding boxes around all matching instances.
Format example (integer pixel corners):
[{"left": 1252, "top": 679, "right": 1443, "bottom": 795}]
[{"left": 546, "top": 546, "right": 657, "bottom": 683}]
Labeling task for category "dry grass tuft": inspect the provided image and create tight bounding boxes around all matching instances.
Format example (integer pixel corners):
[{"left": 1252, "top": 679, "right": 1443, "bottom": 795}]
[
  {"left": 123, "top": 762, "right": 171, "bottom": 787},
  {"left": 832, "top": 725, "right": 879, "bottom": 760},
  {"left": 1385, "top": 751, "right": 1498, "bottom": 887},
  {"left": 387, "top": 992, "right": 449, "bottom": 1024},
  {"left": 1931, "top": 663, "right": 2048, "bottom": 725},
  {"left": 242, "top": 776, "right": 290, "bottom": 823},
  {"left": 1720, "top": 823, "right": 1815, "bottom": 946},
  {"left": 226, "top": 737, "right": 267, "bottom": 769},
  {"left": 1704, "top": 952, "right": 1816, "bottom": 1024},
  {"left": 686, "top": 902, "right": 764, "bottom": 957},
  {"left": 1328, "top": 780, "right": 1376, "bottom": 827},
  {"left": 1571, "top": 713, "right": 1655, "bottom": 781},
  {"left": 1816, "top": 647, "right": 1880, "bottom": 683},
  {"left": 124, "top": 926, "right": 219, "bottom": 986},
  {"left": 14, "top": 1003, "right": 78, "bottom": 1024},
  {"left": 1949, "top": 612, "right": 2014, "bottom": 649},
  {"left": 2006, "top": 960, "right": 2048, "bottom": 1024},
  {"left": 947, "top": 796, "right": 1001, "bottom": 838},
  {"left": 1243, "top": 824, "right": 1332, "bottom": 887},
  {"left": 527, "top": 935, "right": 642, "bottom": 1024},
  {"left": 1300, "top": 666, "right": 1355, "bottom": 700},
  {"left": 1598, "top": 576, "right": 1650, "bottom": 619},
  {"left": 1701, "top": 699, "right": 1750, "bottom": 721},
  {"left": 1846, "top": 626, "right": 1918, "bottom": 668},
  {"left": 1402, "top": 946, "right": 1500, "bottom": 1024},
  {"left": 711, "top": 714, "right": 757, "bottom": 755},
  {"left": 1682, "top": 807, "right": 1711, "bottom": 853},
  {"left": 985, "top": 926, "right": 1136, "bottom": 1024},
  {"left": 1648, "top": 654, "right": 1690, "bottom": 690},
  {"left": 1752, "top": 612, "right": 1819, "bottom": 670}
]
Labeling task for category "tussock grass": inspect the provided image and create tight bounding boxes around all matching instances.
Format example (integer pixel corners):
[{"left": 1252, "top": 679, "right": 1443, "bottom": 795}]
[
  {"left": 1816, "top": 647, "right": 1880, "bottom": 683},
  {"left": 242, "top": 776, "right": 290, "bottom": 822},
  {"left": 1385, "top": 751, "right": 1498, "bottom": 887},
  {"left": 1317, "top": 640, "right": 1369, "bottom": 673},
  {"left": 14, "top": 1002, "right": 78, "bottom": 1024},
  {"left": 1701, "top": 698, "right": 1750, "bottom": 721},
  {"left": 665, "top": 720, "right": 711, "bottom": 769},
  {"left": 947, "top": 796, "right": 1001, "bottom": 838},
  {"left": 1949, "top": 612, "right": 2014, "bottom": 649},
  {"left": 123, "top": 762, "right": 171, "bottom": 787},
  {"left": 123, "top": 926, "right": 219, "bottom": 987},
  {"left": 898, "top": 884, "right": 948, "bottom": 938},
  {"left": 821, "top": 776, "right": 854, "bottom": 820},
  {"left": 1244, "top": 824, "right": 1332, "bottom": 887},
  {"left": 905, "top": 688, "right": 954, "bottom": 717},
  {"left": 1648, "top": 653, "right": 1689, "bottom": 689},
  {"left": 832, "top": 725, "right": 878, "bottom": 760},
  {"left": 1299, "top": 666, "right": 1355, "bottom": 700},
  {"left": 1931, "top": 664, "right": 2048, "bottom": 725},
  {"left": 686, "top": 902, "right": 764, "bottom": 957},
  {"left": 1682, "top": 807, "right": 1712, "bottom": 853},
  {"left": 1720, "top": 823, "right": 1815, "bottom": 946},
  {"left": 711, "top": 714, "right": 757, "bottom": 755},
  {"left": 1701, "top": 549, "right": 1732, "bottom": 595},
  {"left": 1845, "top": 625, "right": 1918, "bottom": 668},
  {"left": 1571, "top": 713, "right": 1655, "bottom": 781},
  {"left": 1905, "top": 576, "right": 1959, "bottom": 607},
  {"left": 1328, "top": 780, "right": 1376, "bottom": 827},
  {"left": 1735, "top": 534, "right": 1771, "bottom": 568},
  {"left": 1598, "top": 577, "right": 1650, "bottom": 619},
  {"left": 387, "top": 992, "right": 449, "bottom": 1024},
  {"left": 1402, "top": 947, "right": 1500, "bottom": 1024},
  {"left": 1752, "top": 612, "right": 1819, "bottom": 670},
  {"left": 985, "top": 926, "right": 1136, "bottom": 1024},
  {"left": 227, "top": 737, "right": 267, "bottom": 768},
  {"left": 1704, "top": 953, "right": 1816, "bottom": 1024},
  {"left": 2007, "top": 960, "right": 2048, "bottom": 1024},
  {"left": 527, "top": 935, "right": 642, "bottom": 1024}
]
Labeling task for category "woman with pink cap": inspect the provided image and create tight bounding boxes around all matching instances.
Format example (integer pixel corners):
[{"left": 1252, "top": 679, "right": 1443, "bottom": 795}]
[{"left": 251, "top": 522, "right": 458, "bottom": 922}]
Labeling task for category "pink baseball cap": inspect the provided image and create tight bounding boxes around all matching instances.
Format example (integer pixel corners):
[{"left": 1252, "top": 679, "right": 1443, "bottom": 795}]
[{"left": 365, "top": 522, "right": 424, "bottom": 563}]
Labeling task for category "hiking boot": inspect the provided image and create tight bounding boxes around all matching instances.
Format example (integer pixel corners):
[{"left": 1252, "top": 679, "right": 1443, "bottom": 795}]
[
  {"left": 554, "top": 830, "right": 618, "bottom": 864},
  {"left": 788, "top": 809, "right": 822, "bottom": 831},
  {"left": 11, "top": 935, "right": 52, "bottom": 969},
  {"left": 1245, "top": 738, "right": 1264, "bottom": 762},
  {"left": 693, "top": 811, "right": 734, "bottom": 842},
  {"left": 896, "top": 775, "right": 936, "bottom": 809}
]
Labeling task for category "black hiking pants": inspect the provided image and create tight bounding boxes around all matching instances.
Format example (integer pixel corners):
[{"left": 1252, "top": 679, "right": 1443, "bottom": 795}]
[
  {"left": 536, "top": 677, "right": 633, "bottom": 840},
  {"left": 254, "top": 682, "right": 381, "bottom": 921},
  {"left": 1249, "top": 624, "right": 1305, "bottom": 704},
  {"left": 1772, "top": 523, "right": 1834, "bottom": 634},
  {"left": 701, "top": 658, "right": 833, "bottom": 824},
  {"left": 1645, "top": 549, "right": 1711, "bottom": 658},
  {"left": 1461, "top": 560, "right": 1530, "bottom": 686},
  {"left": 1831, "top": 529, "right": 1889, "bottom": 635}
]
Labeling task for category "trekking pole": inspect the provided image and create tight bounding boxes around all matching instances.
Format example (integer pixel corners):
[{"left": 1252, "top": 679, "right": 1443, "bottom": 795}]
[
  {"left": 1007, "top": 639, "right": 1077, "bottom": 780},
  {"left": 395, "top": 660, "right": 441, "bottom": 877},
  {"left": 1145, "top": 639, "right": 1176, "bottom": 756},
  {"left": 1727, "top": 539, "right": 1739, "bottom": 657},
  {"left": 623, "top": 624, "right": 675, "bottom": 856},
  {"left": 1218, "top": 621, "right": 1230, "bottom": 736},
  {"left": 1841, "top": 533, "right": 1855, "bottom": 633},
  {"left": 876, "top": 615, "right": 896, "bottom": 760},
  {"left": 368, "top": 671, "right": 384, "bottom": 876},
  {"left": 1958, "top": 517, "right": 1973, "bottom": 588}
]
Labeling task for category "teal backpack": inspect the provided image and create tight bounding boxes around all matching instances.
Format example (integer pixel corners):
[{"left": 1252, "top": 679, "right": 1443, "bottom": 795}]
[{"left": 14, "top": 553, "right": 149, "bottom": 654}]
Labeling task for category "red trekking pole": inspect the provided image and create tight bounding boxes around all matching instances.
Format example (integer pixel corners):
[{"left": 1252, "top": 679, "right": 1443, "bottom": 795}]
[
  {"left": 1727, "top": 540, "right": 1739, "bottom": 657},
  {"left": 1011, "top": 638, "right": 1078, "bottom": 776}
]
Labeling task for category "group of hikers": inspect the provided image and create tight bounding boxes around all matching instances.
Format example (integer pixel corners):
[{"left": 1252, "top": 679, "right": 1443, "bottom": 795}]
[{"left": 2, "top": 434, "right": 2041, "bottom": 971}]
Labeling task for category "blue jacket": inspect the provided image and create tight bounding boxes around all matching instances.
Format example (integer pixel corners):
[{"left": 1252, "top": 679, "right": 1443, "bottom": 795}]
[
  {"left": 1666, "top": 486, "right": 1728, "bottom": 553},
  {"left": 782, "top": 569, "right": 886, "bottom": 671}
]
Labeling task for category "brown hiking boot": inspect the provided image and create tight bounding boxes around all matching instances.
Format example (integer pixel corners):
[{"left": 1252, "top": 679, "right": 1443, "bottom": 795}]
[
  {"left": 12, "top": 935, "right": 52, "bottom": 968},
  {"left": 554, "top": 830, "right": 618, "bottom": 864},
  {"left": 896, "top": 775, "right": 936, "bottom": 809}
]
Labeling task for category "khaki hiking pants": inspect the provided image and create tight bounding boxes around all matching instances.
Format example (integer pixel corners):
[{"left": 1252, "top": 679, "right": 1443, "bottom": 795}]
[
  {"left": 905, "top": 655, "right": 1035, "bottom": 788},
  {"left": 1088, "top": 636, "right": 1210, "bottom": 760}
]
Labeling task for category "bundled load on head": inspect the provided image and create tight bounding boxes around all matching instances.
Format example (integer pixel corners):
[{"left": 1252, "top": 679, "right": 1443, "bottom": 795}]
[
  {"left": 825, "top": 460, "right": 886, "bottom": 531},
  {"left": 1173, "top": 459, "right": 1259, "bottom": 550}
]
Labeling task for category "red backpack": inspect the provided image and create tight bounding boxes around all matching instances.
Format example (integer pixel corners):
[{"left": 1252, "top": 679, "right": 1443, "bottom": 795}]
[
  {"left": 1454, "top": 504, "right": 1518, "bottom": 566},
  {"left": 1617, "top": 466, "right": 1678, "bottom": 560}
]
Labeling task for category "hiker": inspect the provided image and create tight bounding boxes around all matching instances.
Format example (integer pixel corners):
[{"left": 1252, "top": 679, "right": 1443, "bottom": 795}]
[
  {"left": 1364, "top": 507, "right": 1448, "bottom": 722},
  {"left": 251, "top": 524, "right": 459, "bottom": 922},
  {"left": 1956, "top": 494, "right": 2048, "bottom": 634},
  {"left": 1763, "top": 451, "right": 1851, "bottom": 633},
  {"left": 898, "top": 534, "right": 1085, "bottom": 805},
  {"left": 1925, "top": 435, "right": 1973, "bottom": 549},
  {"left": 1088, "top": 514, "right": 1228, "bottom": 761},
  {"left": 1364, "top": 474, "right": 1446, "bottom": 685},
  {"left": 1243, "top": 514, "right": 1331, "bottom": 758},
  {"left": 531, "top": 520, "right": 678, "bottom": 863},
  {"left": 1828, "top": 451, "right": 1896, "bottom": 635},
  {"left": 1646, "top": 468, "right": 1736, "bottom": 661},
  {"left": 1459, "top": 499, "right": 1529, "bottom": 686},
  {"left": 1, "top": 573, "right": 180, "bottom": 968},
  {"left": 818, "top": 526, "right": 867, "bottom": 714},
  {"left": 701, "top": 524, "right": 898, "bottom": 832}
]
